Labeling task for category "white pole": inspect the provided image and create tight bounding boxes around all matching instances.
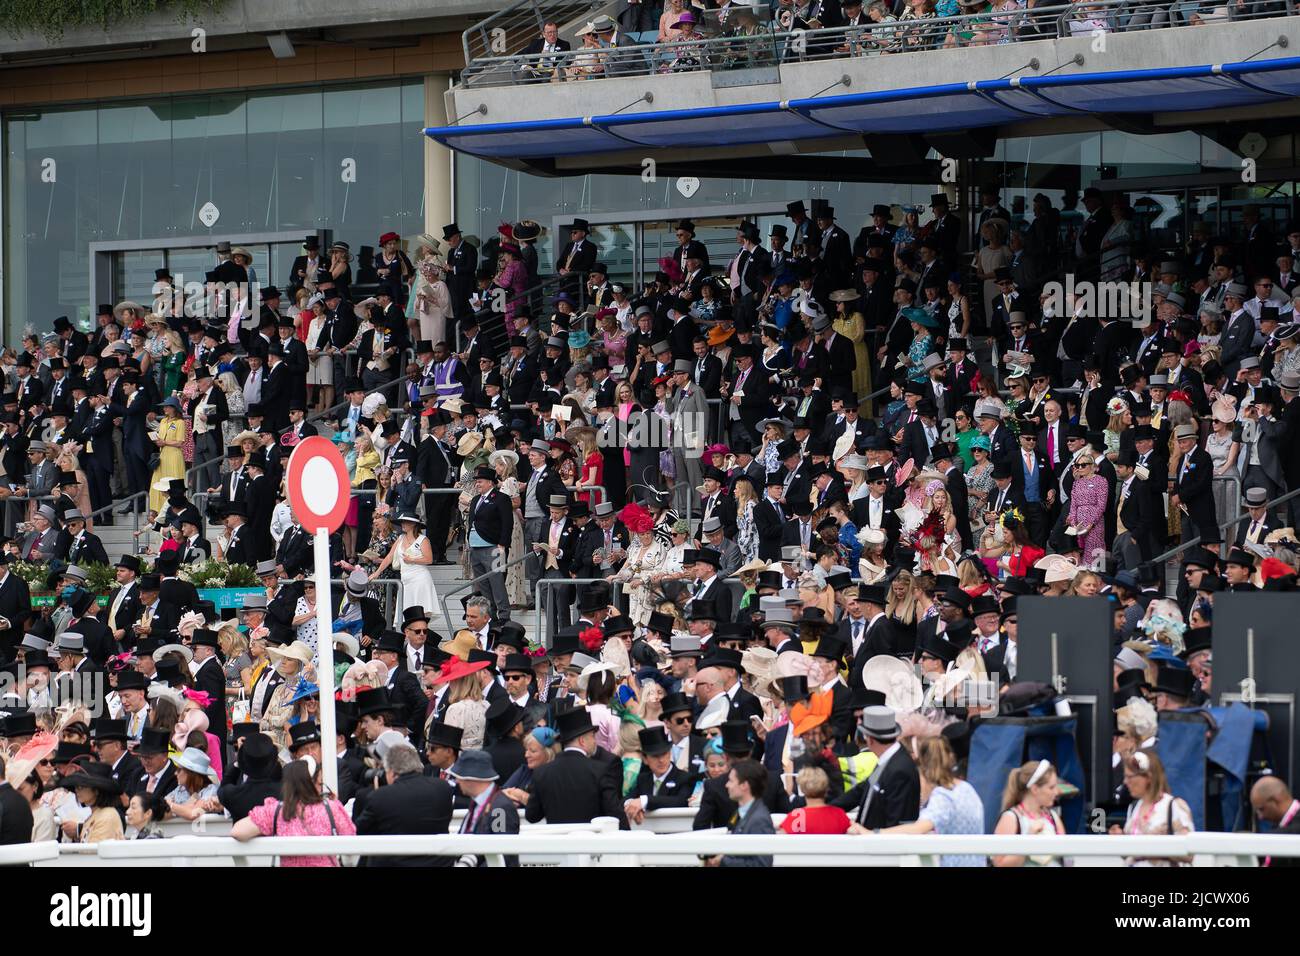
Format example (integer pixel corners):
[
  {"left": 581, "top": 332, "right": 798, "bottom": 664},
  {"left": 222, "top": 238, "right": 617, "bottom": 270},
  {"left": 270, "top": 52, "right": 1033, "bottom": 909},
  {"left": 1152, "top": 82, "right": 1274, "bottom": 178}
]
[{"left": 314, "top": 527, "right": 339, "bottom": 796}]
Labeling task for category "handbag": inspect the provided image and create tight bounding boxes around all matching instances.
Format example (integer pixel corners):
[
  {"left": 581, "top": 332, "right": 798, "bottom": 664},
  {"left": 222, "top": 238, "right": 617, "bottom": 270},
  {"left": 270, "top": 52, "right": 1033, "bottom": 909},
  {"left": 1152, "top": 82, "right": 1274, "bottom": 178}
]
[{"left": 230, "top": 686, "right": 250, "bottom": 725}]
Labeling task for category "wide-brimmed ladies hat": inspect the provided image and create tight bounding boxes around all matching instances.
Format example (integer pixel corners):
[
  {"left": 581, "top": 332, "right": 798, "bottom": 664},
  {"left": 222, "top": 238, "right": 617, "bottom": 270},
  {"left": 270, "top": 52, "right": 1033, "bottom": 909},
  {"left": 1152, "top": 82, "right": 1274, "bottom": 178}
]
[
  {"left": 457, "top": 431, "right": 485, "bottom": 456},
  {"left": 154, "top": 642, "right": 193, "bottom": 663},
  {"left": 175, "top": 746, "right": 219, "bottom": 783},
  {"left": 113, "top": 300, "right": 144, "bottom": 320},
  {"left": 60, "top": 760, "right": 122, "bottom": 795},
  {"left": 267, "top": 640, "right": 314, "bottom": 666},
  {"left": 395, "top": 511, "right": 424, "bottom": 528},
  {"left": 430, "top": 655, "right": 491, "bottom": 686},
  {"left": 513, "top": 220, "right": 543, "bottom": 241},
  {"left": 439, "top": 629, "right": 479, "bottom": 660},
  {"left": 488, "top": 448, "right": 518, "bottom": 470}
]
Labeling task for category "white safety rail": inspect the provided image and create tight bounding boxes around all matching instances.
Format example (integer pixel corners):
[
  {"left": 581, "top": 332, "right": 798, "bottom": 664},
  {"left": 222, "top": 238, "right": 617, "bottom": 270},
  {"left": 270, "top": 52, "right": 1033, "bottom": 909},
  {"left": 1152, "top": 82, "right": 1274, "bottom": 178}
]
[{"left": 24, "top": 829, "right": 1300, "bottom": 868}]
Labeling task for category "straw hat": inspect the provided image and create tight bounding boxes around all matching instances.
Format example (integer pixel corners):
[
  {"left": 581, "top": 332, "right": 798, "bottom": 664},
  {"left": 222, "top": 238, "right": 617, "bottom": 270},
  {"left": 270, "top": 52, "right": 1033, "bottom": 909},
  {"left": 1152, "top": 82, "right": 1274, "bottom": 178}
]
[
  {"left": 113, "top": 300, "right": 144, "bottom": 320},
  {"left": 439, "top": 629, "right": 479, "bottom": 660},
  {"left": 456, "top": 431, "right": 485, "bottom": 456},
  {"left": 267, "top": 640, "right": 314, "bottom": 666},
  {"left": 734, "top": 557, "right": 768, "bottom": 577}
]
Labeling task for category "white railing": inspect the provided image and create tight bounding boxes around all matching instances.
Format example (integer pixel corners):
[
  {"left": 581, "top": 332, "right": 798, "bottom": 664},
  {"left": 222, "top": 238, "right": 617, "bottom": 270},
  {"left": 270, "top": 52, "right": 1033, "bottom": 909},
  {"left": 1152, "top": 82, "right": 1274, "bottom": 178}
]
[{"left": 25, "top": 828, "right": 1300, "bottom": 867}]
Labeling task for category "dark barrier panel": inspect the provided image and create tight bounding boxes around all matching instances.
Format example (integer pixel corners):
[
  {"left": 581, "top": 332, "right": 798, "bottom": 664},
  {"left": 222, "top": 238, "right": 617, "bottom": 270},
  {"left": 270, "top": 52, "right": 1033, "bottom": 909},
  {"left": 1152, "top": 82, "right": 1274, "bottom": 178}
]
[{"left": 1016, "top": 596, "right": 1113, "bottom": 811}]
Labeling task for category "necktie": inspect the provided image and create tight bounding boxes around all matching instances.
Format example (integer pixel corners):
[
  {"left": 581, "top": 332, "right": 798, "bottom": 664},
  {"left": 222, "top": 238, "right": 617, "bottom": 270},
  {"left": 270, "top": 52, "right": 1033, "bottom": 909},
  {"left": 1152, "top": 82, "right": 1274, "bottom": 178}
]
[
  {"left": 653, "top": 776, "right": 663, "bottom": 796},
  {"left": 1046, "top": 427, "right": 1055, "bottom": 464},
  {"left": 146, "top": 773, "right": 157, "bottom": 793},
  {"left": 853, "top": 619, "right": 863, "bottom": 649}
]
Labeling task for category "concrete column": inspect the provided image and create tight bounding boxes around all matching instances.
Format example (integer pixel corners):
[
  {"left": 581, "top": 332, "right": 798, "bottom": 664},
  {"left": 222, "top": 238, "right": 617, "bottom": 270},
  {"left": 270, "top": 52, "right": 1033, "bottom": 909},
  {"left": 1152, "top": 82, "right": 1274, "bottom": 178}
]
[{"left": 424, "top": 73, "right": 454, "bottom": 235}]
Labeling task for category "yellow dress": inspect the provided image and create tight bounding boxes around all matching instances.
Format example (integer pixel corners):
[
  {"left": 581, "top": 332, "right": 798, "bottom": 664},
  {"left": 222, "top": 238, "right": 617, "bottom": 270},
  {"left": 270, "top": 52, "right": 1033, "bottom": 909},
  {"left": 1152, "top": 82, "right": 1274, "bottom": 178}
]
[
  {"left": 149, "top": 417, "right": 188, "bottom": 514},
  {"left": 833, "top": 311, "right": 872, "bottom": 413}
]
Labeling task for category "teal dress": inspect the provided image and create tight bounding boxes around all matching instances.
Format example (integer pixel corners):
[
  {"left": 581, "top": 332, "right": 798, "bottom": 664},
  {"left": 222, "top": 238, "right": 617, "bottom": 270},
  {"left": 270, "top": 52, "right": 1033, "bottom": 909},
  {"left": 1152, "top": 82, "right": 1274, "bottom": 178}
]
[{"left": 907, "top": 333, "right": 933, "bottom": 383}]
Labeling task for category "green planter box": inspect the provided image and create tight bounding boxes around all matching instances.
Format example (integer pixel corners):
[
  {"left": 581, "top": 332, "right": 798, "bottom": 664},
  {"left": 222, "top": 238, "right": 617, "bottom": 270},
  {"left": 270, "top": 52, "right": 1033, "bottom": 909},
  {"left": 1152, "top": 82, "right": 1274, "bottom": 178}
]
[{"left": 198, "top": 587, "right": 266, "bottom": 610}]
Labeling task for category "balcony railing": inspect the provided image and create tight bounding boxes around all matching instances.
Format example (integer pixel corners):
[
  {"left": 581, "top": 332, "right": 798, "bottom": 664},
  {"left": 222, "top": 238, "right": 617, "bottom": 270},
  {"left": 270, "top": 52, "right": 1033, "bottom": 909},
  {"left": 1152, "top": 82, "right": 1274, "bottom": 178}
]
[{"left": 458, "top": 0, "right": 1297, "bottom": 89}]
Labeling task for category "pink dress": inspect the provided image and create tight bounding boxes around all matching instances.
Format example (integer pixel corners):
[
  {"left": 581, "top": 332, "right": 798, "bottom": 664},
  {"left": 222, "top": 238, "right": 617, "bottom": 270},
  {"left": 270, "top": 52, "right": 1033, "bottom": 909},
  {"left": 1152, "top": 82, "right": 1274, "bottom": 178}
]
[
  {"left": 1067, "top": 474, "right": 1109, "bottom": 565},
  {"left": 247, "top": 797, "right": 356, "bottom": 866},
  {"left": 496, "top": 260, "right": 528, "bottom": 328}
]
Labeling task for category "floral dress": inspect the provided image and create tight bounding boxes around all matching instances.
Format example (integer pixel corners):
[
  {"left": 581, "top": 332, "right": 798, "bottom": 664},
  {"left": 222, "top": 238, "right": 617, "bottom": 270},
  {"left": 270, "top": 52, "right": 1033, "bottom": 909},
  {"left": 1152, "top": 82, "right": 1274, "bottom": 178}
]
[
  {"left": 1067, "top": 473, "right": 1109, "bottom": 564},
  {"left": 736, "top": 499, "right": 759, "bottom": 563},
  {"left": 907, "top": 333, "right": 933, "bottom": 383},
  {"left": 500, "top": 476, "right": 528, "bottom": 606},
  {"left": 614, "top": 536, "right": 667, "bottom": 627},
  {"left": 965, "top": 462, "right": 995, "bottom": 530},
  {"left": 363, "top": 526, "right": 400, "bottom": 621}
]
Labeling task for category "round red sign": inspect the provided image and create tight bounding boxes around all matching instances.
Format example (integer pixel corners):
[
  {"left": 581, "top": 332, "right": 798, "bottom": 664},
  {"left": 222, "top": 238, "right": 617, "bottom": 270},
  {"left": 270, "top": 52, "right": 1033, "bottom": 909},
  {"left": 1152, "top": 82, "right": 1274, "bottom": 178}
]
[{"left": 285, "top": 435, "right": 351, "bottom": 534}]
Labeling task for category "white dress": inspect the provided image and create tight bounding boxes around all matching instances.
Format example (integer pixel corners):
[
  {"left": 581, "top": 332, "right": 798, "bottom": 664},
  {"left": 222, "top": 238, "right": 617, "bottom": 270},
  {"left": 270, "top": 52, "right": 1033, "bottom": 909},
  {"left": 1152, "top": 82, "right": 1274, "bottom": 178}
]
[
  {"left": 395, "top": 532, "right": 437, "bottom": 612},
  {"left": 306, "top": 315, "right": 333, "bottom": 386},
  {"left": 615, "top": 537, "right": 667, "bottom": 627}
]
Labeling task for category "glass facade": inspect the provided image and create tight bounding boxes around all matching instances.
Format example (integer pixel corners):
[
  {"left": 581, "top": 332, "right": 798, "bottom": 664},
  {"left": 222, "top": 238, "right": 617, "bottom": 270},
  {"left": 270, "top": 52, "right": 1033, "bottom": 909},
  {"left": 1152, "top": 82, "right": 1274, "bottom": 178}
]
[
  {"left": 455, "top": 129, "right": 1296, "bottom": 282},
  {"left": 3, "top": 80, "right": 426, "bottom": 340}
]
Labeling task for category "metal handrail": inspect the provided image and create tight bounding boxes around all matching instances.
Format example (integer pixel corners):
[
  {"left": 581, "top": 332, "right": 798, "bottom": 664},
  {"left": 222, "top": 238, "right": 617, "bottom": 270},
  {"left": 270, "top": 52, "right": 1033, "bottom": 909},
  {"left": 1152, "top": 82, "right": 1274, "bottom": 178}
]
[
  {"left": 1151, "top": 480, "right": 1300, "bottom": 567},
  {"left": 461, "top": 0, "right": 607, "bottom": 65},
  {"left": 457, "top": 0, "right": 1296, "bottom": 88}
]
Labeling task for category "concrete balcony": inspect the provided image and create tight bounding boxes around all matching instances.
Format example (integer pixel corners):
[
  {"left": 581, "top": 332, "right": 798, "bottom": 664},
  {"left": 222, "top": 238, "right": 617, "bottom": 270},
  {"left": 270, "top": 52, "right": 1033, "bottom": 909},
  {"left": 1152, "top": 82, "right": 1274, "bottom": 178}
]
[{"left": 430, "top": 7, "right": 1300, "bottom": 172}]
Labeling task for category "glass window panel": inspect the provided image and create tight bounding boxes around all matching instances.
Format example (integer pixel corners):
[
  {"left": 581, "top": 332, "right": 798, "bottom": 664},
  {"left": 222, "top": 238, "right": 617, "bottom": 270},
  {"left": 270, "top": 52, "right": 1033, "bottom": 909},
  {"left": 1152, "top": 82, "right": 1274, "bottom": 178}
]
[{"left": 112, "top": 250, "right": 165, "bottom": 305}]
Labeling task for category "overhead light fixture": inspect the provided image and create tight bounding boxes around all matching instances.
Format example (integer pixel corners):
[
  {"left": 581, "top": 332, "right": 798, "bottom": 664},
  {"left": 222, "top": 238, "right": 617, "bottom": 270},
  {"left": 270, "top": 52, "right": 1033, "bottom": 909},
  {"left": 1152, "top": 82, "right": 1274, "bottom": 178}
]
[{"left": 267, "top": 32, "right": 296, "bottom": 59}]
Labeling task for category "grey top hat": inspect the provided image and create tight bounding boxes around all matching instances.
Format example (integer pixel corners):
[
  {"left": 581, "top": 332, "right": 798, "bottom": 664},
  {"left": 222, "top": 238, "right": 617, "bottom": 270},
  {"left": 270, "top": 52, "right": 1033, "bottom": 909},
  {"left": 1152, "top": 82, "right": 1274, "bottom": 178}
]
[
  {"left": 255, "top": 559, "right": 279, "bottom": 577},
  {"left": 1148, "top": 374, "right": 1169, "bottom": 387},
  {"left": 858, "top": 704, "right": 900, "bottom": 741},
  {"left": 36, "top": 505, "right": 58, "bottom": 523},
  {"left": 669, "top": 635, "right": 703, "bottom": 657},
  {"left": 1225, "top": 282, "right": 1250, "bottom": 298},
  {"left": 241, "top": 592, "right": 268, "bottom": 610},
  {"left": 448, "top": 749, "right": 499, "bottom": 782},
  {"left": 765, "top": 607, "right": 796, "bottom": 628},
  {"left": 63, "top": 509, "right": 86, "bottom": 523},
  {"left": 811, "top": 314, "right": 832, "bottom": 332},
  {"left": 55, "top": 633, "right": 85, "bottom": 654},
  {"left": 546, "top": 336, "right": 567, "bottom": 350},
  {"left": 780, "top": 545, "right": 803, "bottom": 562},
  {"left": 20, "top": 634, "right": 51, "bottom": 652},
  {"left": 547, "top": 494, "right": 570, "bottom": 508},
  {"left": 673, "top": 359, "right": 693, "bottom": 374},
  {"left": 1279, "top": 371, "right": 1300, "bottom": 391},
  {"left": 701, "top": 516, "right": 723, "bottom": 534},
  {"left": 593, "top": 501, "right": 615, "bottom": 517},
  {"left": 63, "top": 565, "right": 88, "bottom": 582},
  {"left": 1240, "top": 356, "right": 1261, "bottom": 370},
  {"left": 1244, "top": 487, "right": 1269, "bottom": 506},
  {"left": 651, "top": 340, "right": 671, "bottom": 354},
  {"left": 27, "top": 440, "right": 46, "bottom": 453},
  {"left": 345, "top": 567, "right": 370, "bottom": 597},
  {"left": 529, "top": 439, "right": 551, "bottom": 453},
  {"left": 758, "top": 595, "right": 784, "bottom": 612},
  {"left": 921, "top": 352, "right": 947, "bottom": 371}
]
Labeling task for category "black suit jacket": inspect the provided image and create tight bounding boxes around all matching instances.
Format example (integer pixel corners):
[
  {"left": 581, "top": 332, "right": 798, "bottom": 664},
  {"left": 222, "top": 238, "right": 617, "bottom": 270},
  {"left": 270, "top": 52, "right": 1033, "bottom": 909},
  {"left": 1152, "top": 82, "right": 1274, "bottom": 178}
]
[
  {"left": 0, "top": 572, "right": 32, "bottom": 655},
  {"left": 1173, "top": 447, "right": 1219, "bottom": 543},
  {"left": 355, "top": 771, "right": 455, "bottom": 866},
  {"left": 692, "top": 769, "right": 790, "bottom": 829},
  {"left": 468, "top": 488, "right": 514, "bottom": 548},
  {"left": 834, "top": 747, "right": 921, "bottom": 828},
  {"left": 626, "top": 765, "right": 692, "bottom": 810},
  {"left": 124, "top": 763, "right": 178, "bottom": 801},
  {"left": 526, "top": 749, "right": 626, "bottom": 825}
]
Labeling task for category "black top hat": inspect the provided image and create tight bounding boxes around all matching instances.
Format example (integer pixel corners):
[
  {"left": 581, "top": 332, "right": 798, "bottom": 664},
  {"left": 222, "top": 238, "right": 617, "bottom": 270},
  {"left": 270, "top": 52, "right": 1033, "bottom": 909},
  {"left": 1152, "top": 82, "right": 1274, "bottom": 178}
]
[
  {"left": 554, "top": 705, "right": 598, "bottom": 742},
  {"left": 137, "top": 726, "right": 172, "bottom": 755},
  {"left": 426, "top": 722, "right": 464, "bottom": 751},
  {"left": 1152, "top": 665, "right": 1195, "bottom": 699},
  {"left": 1181, "top": 626, "right": 1212, "bottom": 658},
  {"left": 1225, "top": 547, "right": 1256, "bottom": 568},
  {"left": 114, "top": 671, "right": 148, "bottom": 691},
  {"left": 288, "top": 721, "right": 322, "bottom": 751},
  {"left": 719, "top": 720, "right": 753, "bottom": 755},
  {"left": 500, "top": 653, "right": 535, "bottom": 676},
  {"left": 1115, "top": 668, "right": 1150, "bottom": 699},
  {"left": 700, "top": 645, "right": 743, "bottom": 672},
  {"left": 355, "top": 686, "right": 397, "bottom": 718},
  {"left": 638, "top": 725, "right": 672, "bottom": 757},
  {"left": 917, "top": 629, "right": 960, "bottom": 665},
  {"left": 486, "top": 698, "right": 526, "bottom": 738}
]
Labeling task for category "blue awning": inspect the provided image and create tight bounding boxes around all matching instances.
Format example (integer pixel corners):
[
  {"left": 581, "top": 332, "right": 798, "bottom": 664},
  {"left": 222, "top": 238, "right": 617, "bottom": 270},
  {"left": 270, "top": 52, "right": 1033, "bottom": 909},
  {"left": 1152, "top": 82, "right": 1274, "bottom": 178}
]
[{"left": 426, "top": 55, "right": 1300, "bottom": 159}]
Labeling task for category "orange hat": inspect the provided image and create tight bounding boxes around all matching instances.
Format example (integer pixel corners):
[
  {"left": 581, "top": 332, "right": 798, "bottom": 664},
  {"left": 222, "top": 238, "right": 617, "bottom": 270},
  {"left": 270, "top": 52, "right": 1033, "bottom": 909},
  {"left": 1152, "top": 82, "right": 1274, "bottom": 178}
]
[
  {"left": 789, "top": 690, "right": 833, "bottom": 736},
  {"left": 707, "top": 325, "right": 735, "bottom": 347}
]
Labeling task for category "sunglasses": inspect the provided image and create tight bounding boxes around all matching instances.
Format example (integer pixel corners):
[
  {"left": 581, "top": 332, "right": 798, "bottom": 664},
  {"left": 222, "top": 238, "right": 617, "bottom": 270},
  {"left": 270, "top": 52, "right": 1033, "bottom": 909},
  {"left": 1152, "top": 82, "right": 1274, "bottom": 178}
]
[
  {"left": 504, "top": 673, "right": 530, "bottom": 681},
  {"left": 670, "top": 715, "right": 692, "bottom": 724},
  {"left": 407, "top": 627, "right": 427, "bottom": 634}
]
